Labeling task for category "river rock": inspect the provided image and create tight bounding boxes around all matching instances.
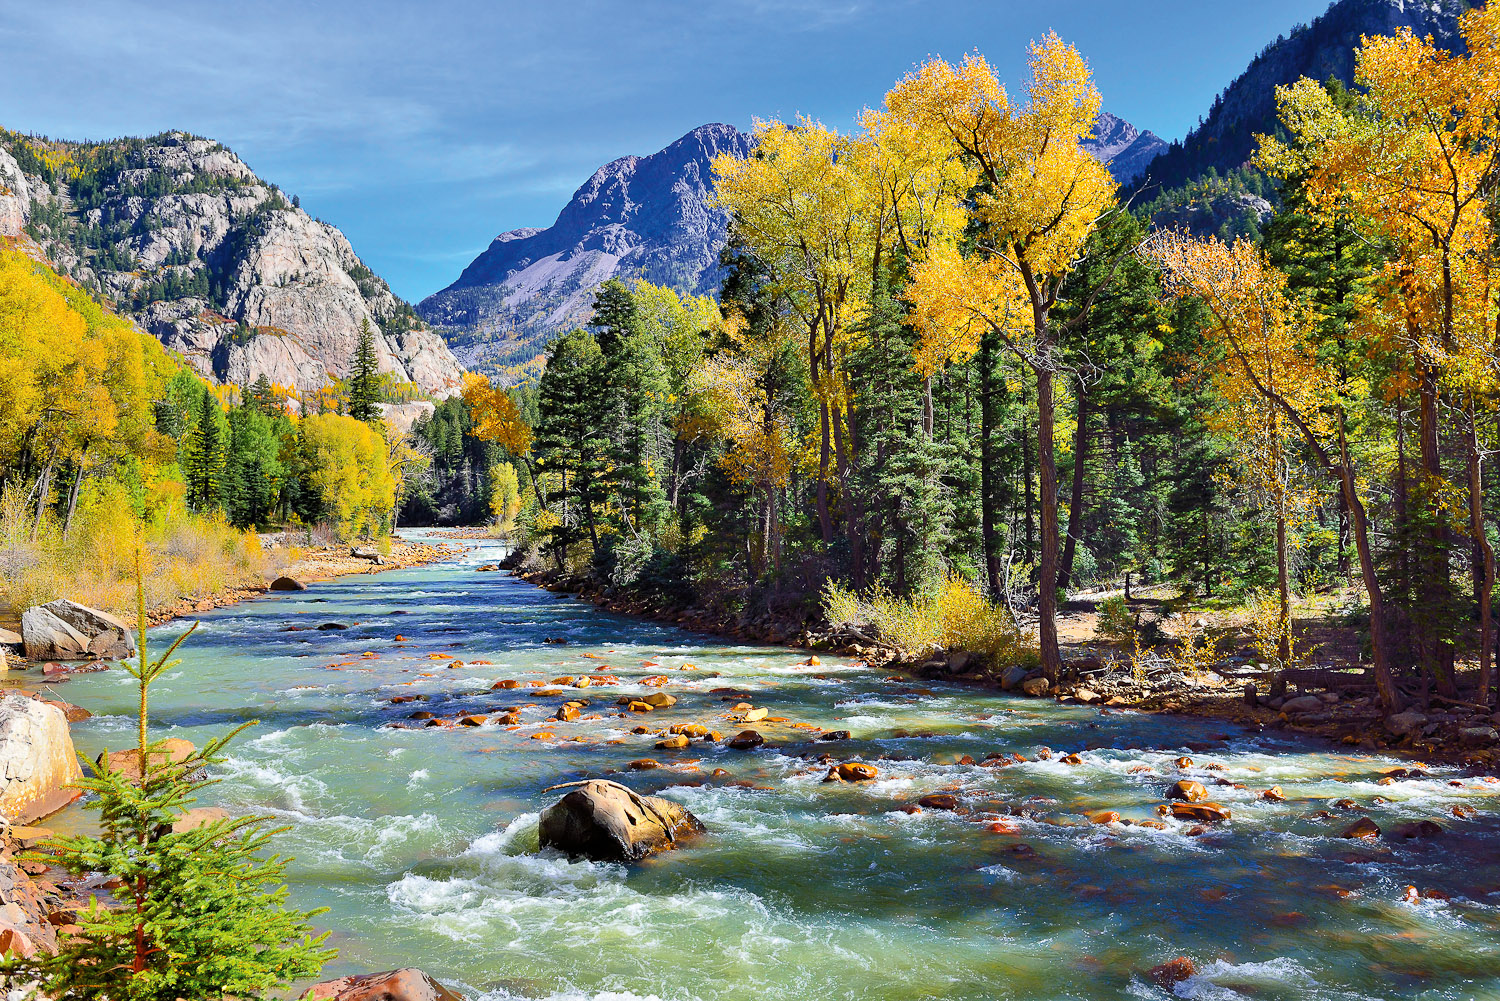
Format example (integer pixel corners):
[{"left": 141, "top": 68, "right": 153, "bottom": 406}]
[
  {"left": 820, "top": 730, "right": 852, "bottom": 741},
  {"left": 826, "top": 762, "right": 878, "bottom": 782},
  {"left": 1168, "top": 780, "right": 1210, "bottom": 803},
  {"left": 1281, "top": 695, "right": 1324, "bottom": 715},
  {"left": 1169, "top": 802, "right": 1230, "bottom": 823},
  {"left": 172, "top": 806, "right": 231, "bottom": 833},
  {"left": 351, "top": 546, "right": 386, "bottom": 565},
  {"left": 537, "top": 779, "right": 703, "bottom": 862},
  {"left": 726, "top": 730, "right": 764, "bottom": 750},
  {"left": 99, "top": 737, "right": 197, "bottom": 782},
  {"left": 656, "top": 735, "right": 690, "bottom": 749},
  {"left": 918, "top": 793, "right": 960, "bottom": 810},
  {"left": 1021, "top": 677, "right": 1051, "bottom": 697},
  {"left": 1384, "top": 711, "right": 1428, "bottom": 737},
  {"left": 641, "top": 692, "right": 677, "bottom": 708},
  {"left": 301, "top": 969, "right": 464, "bottom": 1001},
  {"left": 0, "top": 628, "right": 21, "bottom": 648},
  {"left": 1459, "top": 726, "right": 1498, "bottom": 747},
  {"left": 0, "top": 855, "right": 58, "bottom": 958},
  {"left": 1149, "top": 957, "right": 1196, "bottom": 989},
  {"left": 27, "top": 599, "right": 135, "bottom": 661},
  {"left": 0, "top": 695, "right": 83, "bottom": 824},
  {"left": 1392, "top": 819, "right": 1443, "bottom": 840},
  {"left": 1340, "top": 817, "right": 1381, "bottom": 840},
  {"left": 999, "top": 666, "right": 1029, "bottom": 691},
  {"left": 270, "top": 576, "right": 308, "bottom": 591}
]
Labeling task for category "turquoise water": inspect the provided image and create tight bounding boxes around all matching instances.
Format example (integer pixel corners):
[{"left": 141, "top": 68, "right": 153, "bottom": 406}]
[{"left": 46, "top": 533, "right": 1500, "bottom": 1000}]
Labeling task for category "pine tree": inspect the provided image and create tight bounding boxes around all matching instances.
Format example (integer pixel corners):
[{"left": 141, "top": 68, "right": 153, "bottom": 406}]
[
  {"left": 348, "top": 319, "right": 380, "bottom": 423},
  {"left": 533, "top": 328, "right": 610, "bottom": 565},
  {"left": 1, "top": 550, "right": 334, "bottom": 999},
  {"left": 182, "top": 389, "right": 226, "bottom": 511}
]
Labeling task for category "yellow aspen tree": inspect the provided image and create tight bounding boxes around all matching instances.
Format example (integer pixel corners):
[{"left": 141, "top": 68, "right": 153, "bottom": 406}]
[
  {"left": 1152, "top": 233, "right": 1405, "bottom": 712},
  {"left": 901, "top": 37, "right": 1119, "bottom": 681},
  {"left": 1259, "top": 5, "right": 1500, "bottom": 700}
]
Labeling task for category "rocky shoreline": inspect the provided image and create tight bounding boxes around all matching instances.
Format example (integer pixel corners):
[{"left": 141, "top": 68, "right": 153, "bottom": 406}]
[{"left": 503, "top": 563, "right": 1499, "bottom": 773}]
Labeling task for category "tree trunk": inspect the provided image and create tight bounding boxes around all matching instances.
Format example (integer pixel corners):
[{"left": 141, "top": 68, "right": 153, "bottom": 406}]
[
  {"left": 1057, "top": 388, "right": 1090, "bottom": 593},
  {"left": 64, "top": 454, "right": 87, "bottom": 534},
  {"left": 1470, "top": 409, "right": 1495, "bottom": 706},
  {"left": 1037, "top": 364, "right": 1061, "bottom": 682},
  {"left": 31, "top": 445, "right": 57, "bottom": 542},
  {"left": 1276, "top": 509, "right": 1292, "bottom": 666},
  {"left": 1338, "top": 421, "right": 1402, "bottom": 712},
  {"left": 1021, "top": 377, "right": 1035, "bottom": 565},
  {"left": 1418, "top": 368, "right": 1456, "bottom": 697},
  {"left": 979, "top": 332, "right": 1004, "bottom": 598},
  {"left": 816, "top": 398, "right": 833, "bottom": 545}
]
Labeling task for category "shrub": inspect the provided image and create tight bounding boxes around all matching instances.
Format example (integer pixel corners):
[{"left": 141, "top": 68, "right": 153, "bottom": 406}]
[
  {"left": 1094, "top": 595, "right": 1136, "bottom": 643},
  {"left": 822, "top": 576, "right": 1035, "bottom": 667}
]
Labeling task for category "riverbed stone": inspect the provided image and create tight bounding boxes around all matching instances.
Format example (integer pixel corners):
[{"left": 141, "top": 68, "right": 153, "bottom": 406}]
[
  {"left": 1021, "top": 677, "right": 1051, "bottom": 697},
  {"left": 301, "top": 968, "right": 464, "bottom": 1001},
  {"left": 1148, "top": 957, "right": 1195, "bottom": 988},
  {"left": 1459, "top": 726, "right": 1498, "bottom": 747},
  {"left": 270, "top": 576, "right": 308, "bottom": 591},
  {"left": 537, "top": 779, "right": 703, "bottom": 862},
  {"left": 1341, "top": 817, "right": 1381, "bottom": 840},
  {"left": 1281, "top": 695, "right": 1324, "bottom": 715},
  {"left": 999, "top": 666, "right": 1029, "bottom": 691},
  {"left": 1384, "top": 711, "right": 1428, "bottom": 737},
  {"left": 827, "top": 762, "right": 878, "bottom": 782},
  {"left": 1169, "top": 802, "right": 1230, "bottom": 823},
  {"left": 22, "top": 599, "right": 135, "bottom": 661},
  {"left": 641, "top": 692, "right": 677, "bottom": 709},
  {"left": 1168, "top": 780, "right": 1210, "bottom": 803},
  {"left": 0, "top": 695, "right": 82, "bottom": 824}
]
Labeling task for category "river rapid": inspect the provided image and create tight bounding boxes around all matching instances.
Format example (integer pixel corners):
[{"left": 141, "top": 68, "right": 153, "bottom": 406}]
[{"left": 48, "top": 533, "right": 1500, "bottom": 1001}]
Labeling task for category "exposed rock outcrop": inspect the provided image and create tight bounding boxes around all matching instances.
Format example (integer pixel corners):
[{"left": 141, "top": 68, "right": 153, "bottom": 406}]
[
  {"left": 1081, "top": 112, "right": 1167, "bottom": 184},
  {"left": 419, "top": 124, "right": 753, "bottom": 380},
  {"left": 0, "top": 129, "right": 463, "bottom": 396},
  {"left": 537, "top": 779, "right": 703, "bottom": 861},
  {"left": 21, "top": 599, "right": 135, "bottom": 661},
  {"left": 0, "top": 695, "right": 82, "bottom": 824}
]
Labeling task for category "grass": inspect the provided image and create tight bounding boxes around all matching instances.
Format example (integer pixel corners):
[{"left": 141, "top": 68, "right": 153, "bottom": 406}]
[
  {"left": 823, "top": 575, "right": 1036, "bottom": 668},
  {"left": 0, "top": 481, "right": 278, "bottom": 626}
]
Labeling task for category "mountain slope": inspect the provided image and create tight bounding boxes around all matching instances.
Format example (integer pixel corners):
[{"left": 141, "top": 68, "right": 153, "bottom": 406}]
[
  {"left": 0, "top": 130, "right": 463, "bottom": 396},
  {"left": 419, "top": 123, "right": 752, "bottom": 381},
  {"left": 422, "top": 114, "right": 1158, "bottom": 380},
  {"left": 1137, "top": 0, "right": 1470, "bottom": 191},
  {"left": 1082, "top": 113, "right": 1167, "bottom": 184}
]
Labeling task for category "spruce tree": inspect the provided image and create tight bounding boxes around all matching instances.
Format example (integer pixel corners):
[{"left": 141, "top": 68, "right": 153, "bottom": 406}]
[
  {"left": 1, "top": 551, "right": 333, "bottom": 999},
  {"left": 533, "top": 328, "right": 610, "bottom": 565},
  {"left": 182, "top": 389, "right": 226, "bottom": 511},
  {"left": 348, "top": 319, "right": 380, "bottom": 423}
]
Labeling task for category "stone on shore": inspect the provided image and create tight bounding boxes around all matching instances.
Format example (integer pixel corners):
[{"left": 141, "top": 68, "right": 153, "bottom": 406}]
[
  {"left": 301, "top": 969, "right": 464, "bottom": 1001},
  {"left": 537, "top": 779, "right": 703, "bottom": 862},
  {"left": 0, "top": 695, "right": 82, "bottom": 824},
  {"left": 22, "top": 599, "right": 135, "bottom": 661},
  {"left": 0, "top": 855, "right": 58, "bottom": 958},
  {"left": 1021, "top": 677, "right": 1051, "bottom": 697},
  {"left": 270, "top": 576, "right": 308, "bottom": 591}
]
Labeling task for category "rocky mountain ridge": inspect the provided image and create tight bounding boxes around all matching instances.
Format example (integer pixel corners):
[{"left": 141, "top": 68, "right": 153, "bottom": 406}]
[
  {"left": 0, "top": 130, "right": 463, "bottom": 396},
  {"left": 418, "top": 123, "right": 753, "bottom": 381},
  {"left": 421, "top": 114, "right": 1160, "bottom": 380}
]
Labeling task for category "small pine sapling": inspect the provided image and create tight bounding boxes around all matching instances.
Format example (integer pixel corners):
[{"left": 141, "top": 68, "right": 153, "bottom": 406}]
[{"left": 1, "top": 547, "right": 334, "bottom": 1000}]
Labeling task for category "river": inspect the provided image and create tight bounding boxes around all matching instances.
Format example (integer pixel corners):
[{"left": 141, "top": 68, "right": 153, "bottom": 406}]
[{"left": 47, "top": 533, "right": 1500, "bottom": 1000}]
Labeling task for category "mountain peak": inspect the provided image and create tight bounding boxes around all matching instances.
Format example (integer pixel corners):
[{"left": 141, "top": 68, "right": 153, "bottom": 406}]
[{"left": 421, "top": 123, "right": 754, "bottom": 380}]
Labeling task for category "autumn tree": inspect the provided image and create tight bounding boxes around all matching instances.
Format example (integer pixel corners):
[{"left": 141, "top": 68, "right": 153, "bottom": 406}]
[{"left": 902, "top": 38, "right": 1121, "bottom": 681}]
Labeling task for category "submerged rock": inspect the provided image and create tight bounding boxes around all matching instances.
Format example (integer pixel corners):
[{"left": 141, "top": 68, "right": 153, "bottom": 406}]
[
  {"left": 301, "top": 969, "right": 464, "bottom": 1001},
  {"left": 1168, "top": 780, "right": 1210, "bottom": 803},
  {"left": 1148, "top": 957, "right": 1196, "bottom": 988},
  {"left": 537, "top": 779, "right": 703, "bottom": 862}
]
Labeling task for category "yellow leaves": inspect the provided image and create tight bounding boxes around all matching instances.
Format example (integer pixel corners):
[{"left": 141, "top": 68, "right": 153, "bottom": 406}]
[
  {"left": 685, "top": 315, "right": 797, "bottom": 491},
  {"left": 299, "top": 413, "right": 395, "bottom": 538},
  {"left": 461, "top": 372, "right": 532, "bottom": 456}
]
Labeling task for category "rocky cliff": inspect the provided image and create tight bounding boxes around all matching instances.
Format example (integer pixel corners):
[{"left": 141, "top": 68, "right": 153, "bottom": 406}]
[
  {"left": 0, "top": 130, "right": 462, "bottom": 396},
  {"left": 1081, "top": 112, "right": 1167, "bottom": 184},
  {"left": 419, "top": 123, "right": 753, "bottom": 381},
  {"left": 1137, "top": 0, "right": 1470, "bottom": 191}
]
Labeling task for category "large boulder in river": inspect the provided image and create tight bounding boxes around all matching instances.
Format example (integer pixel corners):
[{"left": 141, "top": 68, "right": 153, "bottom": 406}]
[
  {"left": 21, "top": 599, "right": 134, "bottom": 661},
  {"left": 301, "top": 969, "right": 463, "bottom": 1001},
  {"left": 0, "top": 694, "right": 82, "bottom": 824},
  {"left": 538, "top": 779, "right": 703, "bottom": 862}
]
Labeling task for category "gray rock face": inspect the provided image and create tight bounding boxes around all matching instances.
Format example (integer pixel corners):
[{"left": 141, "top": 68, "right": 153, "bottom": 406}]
[
  {"left": 1280, "top": 695, "right": 1326, "bottom": 715},
  {"left": 21, "top": 599, "right": 134, "bottom": 661},
  {"left": 1385, "top": 710, "right": 1429, "bottom": 737},
  {"left": 0, "top": 130, "right": 462, "bottom": 397},
  {"left": 538, "top": 779, "right": 703, "bottom": 861},
  {"left": 0, "top": 694, "right": 82, "bottom": 825},
  {"left": 419, "top": 123, "right": 753, "bottom": 381},
  {"left": 1081, "top": 113, "right": 1168, "bottom": 184}
]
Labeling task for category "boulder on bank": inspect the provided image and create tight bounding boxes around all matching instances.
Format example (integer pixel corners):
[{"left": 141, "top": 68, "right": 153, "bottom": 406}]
[
  {"left": 0, "top": 855, "right": 58, "bottom": 958},
  {"left": 97, "top": 737, "right": 197, "bottom": 782},
  {"left": 270, "top": 576, "right": 308, "bottom": 591},
  {"left": 538, "top": 779, "right": 704, "bottom": 862},
  {"left": 301, "top": 969, "right": 463, "bottom": 1001},
  {"left": 0, "top": 694, "right": 83, "bottom": 824},
  {"left": 351, "top": 546, "right": 387, "bottom": 565},
  {"left": 21, "top": 599, "right": 135, "bottom": 661}
]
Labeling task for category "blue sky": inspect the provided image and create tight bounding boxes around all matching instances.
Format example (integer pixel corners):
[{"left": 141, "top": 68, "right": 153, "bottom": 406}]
[{"left": 0, "top": 1, "right": 1328, "bottom": 301}]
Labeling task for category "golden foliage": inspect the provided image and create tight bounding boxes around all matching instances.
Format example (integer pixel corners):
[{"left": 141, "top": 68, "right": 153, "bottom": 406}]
[
  {"left": 462, "top": 372, "right": 532, "bottom": 455},
  {"left": 299, "top": 413, "right": 395, "bottom": 539},
  {"left": 822, "top": 575, "right": 1034, "bottom": 666}
]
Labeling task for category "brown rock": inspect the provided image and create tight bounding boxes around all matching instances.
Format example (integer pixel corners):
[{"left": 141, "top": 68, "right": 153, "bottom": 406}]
[
  {"left": 628, "top": 759, "right": 661, "bottom": 770},
  {"left": 1148, "top": 957, "right": 1195, "bottom": 989},
  {"left": 669, "top": 723, "right": 709, "bottom": 738},
  {"left": 172, "top": 806, "right": 231, "bottom": 833},
  {"left": 1262, "top": 786, "right": 1285, "bottom": 802},
  {"left": 300, "top": 969, "right": 463, "bottom": 1001},
  {"left": 1087, "top": 810, "right": 1121, "bottom": 825},
  {"left": 726, "top": 730, "right": 765, "bottom": 750},
  {"left": 827, "top": 762, "right": 878, "bottom": 782},
  {"left": 537, "top": 779, "right": 703, "bottom": 861},
  {"left": 493, "top": 679, "right": 520, "bottom": 690},
  {"left": 1168, "top": 780, "right": 1210, "bottom": 803},
  {"left": 555, "top": 706, "right": 580, "bottom": 722},
  {"left": 1340, "top": 817, "right": 1381, "bottom": 840},
  {"left": 1169, "top": 802, "right": 1231, "bottom": 823},
  {"left": 641, "top": 692, "right": 677, "bottom": 708},
  {"left": 270, "top": 576, "right": 308, "bottom": 592},
  {"left": 99, "top": 737, "right": 196, "bottom": 783},
  {"left": 656, "top": 735, "right": 690, "bottom": 750},
  {"left": 458, "top": 715, "right": 486, "bottom": 727},
  {"left": 917, "top": 793, "right": 960, "bottom": 811}
]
